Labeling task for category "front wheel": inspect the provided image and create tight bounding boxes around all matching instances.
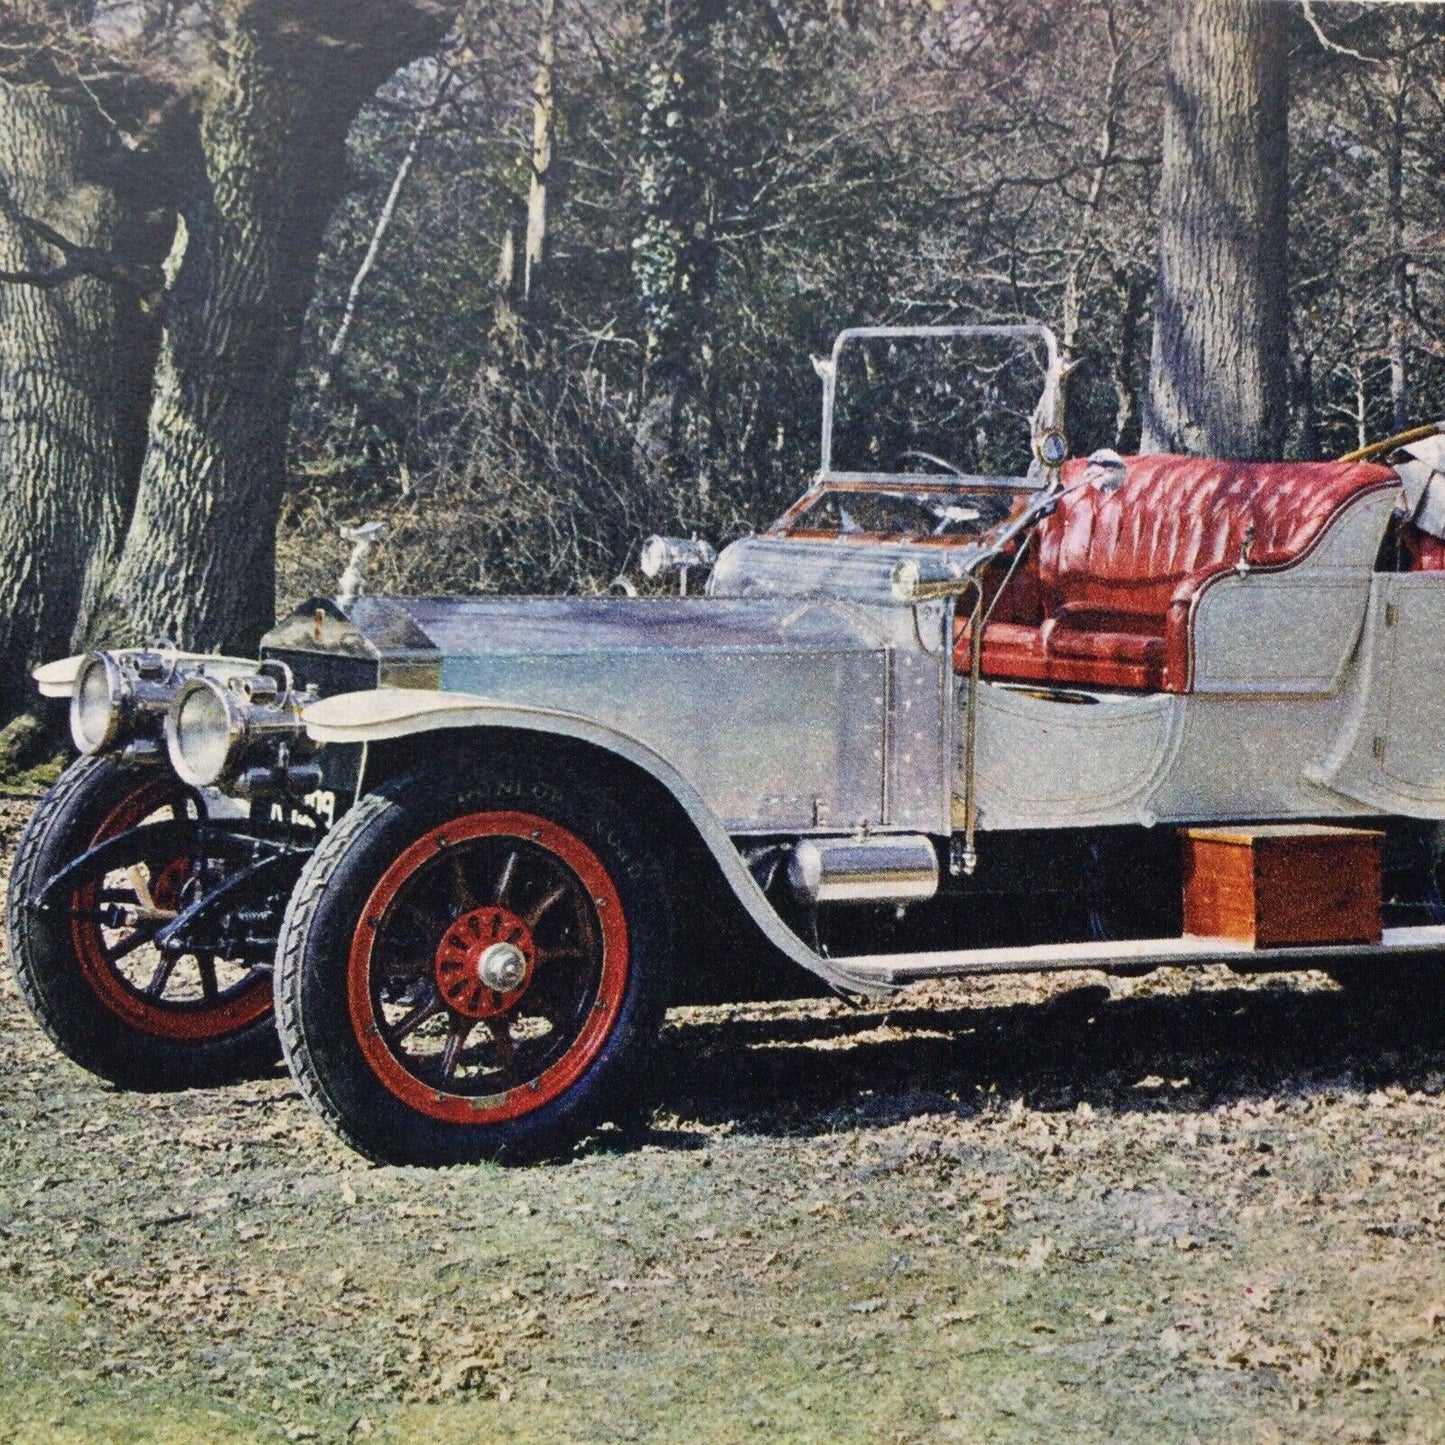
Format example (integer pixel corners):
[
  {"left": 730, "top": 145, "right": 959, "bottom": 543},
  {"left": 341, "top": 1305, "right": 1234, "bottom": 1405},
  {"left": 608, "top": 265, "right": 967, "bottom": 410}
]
[
  {"left": 6, "top": 756, "right": 279, "bottom": 1088},
  {"left": 274, "top": 758, "right": 674, "bottom": 1165}
]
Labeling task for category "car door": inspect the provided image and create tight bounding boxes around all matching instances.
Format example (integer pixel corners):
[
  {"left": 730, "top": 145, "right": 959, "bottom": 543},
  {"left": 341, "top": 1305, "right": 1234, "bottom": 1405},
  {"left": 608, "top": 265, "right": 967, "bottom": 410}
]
[{"left": 1312, "top": 571, "right": 1445, "bottom": 814}]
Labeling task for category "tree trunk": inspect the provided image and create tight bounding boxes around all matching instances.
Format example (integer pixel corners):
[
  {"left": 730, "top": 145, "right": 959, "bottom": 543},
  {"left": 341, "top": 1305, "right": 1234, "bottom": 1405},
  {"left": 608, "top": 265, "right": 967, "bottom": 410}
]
[
  {"left": 318, "top": 65, "right": 453, "bottom": 394},
  {"left": 100, "top": 0, "right": 453, "bottom": 653},
  {"left": 1386, "top": 68, "right": 1409, "bottom": 435},
  {"left": 633, "top": 0, "right": 720, "bottom": 501},
  {"left": 1141, "top": 0, "right": 1289, "bottom": 460},
  {"left": 1112, "top": 271, "right": 1147, "bottom": 452},
  {"left": 492, "top": 223, "right": 520, "bottom": 345},
  {"left": 1292, "top": 351, "right": 1320, "bottom": 460},
  {"left": 0, "top": 80, "right": 131, "bottom": 722}
]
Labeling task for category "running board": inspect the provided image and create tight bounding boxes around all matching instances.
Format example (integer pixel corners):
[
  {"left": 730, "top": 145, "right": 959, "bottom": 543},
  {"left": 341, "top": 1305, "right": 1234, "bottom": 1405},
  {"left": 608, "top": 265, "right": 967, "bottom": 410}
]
[{"left": 832, "top": 924, "right": 1445, "bottom": 988}]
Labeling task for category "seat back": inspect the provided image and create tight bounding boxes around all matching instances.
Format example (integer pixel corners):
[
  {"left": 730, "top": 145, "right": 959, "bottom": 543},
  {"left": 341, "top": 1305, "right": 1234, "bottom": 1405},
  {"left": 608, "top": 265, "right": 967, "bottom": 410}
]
[{"left": 1031, "top": 455, "right": 1397, "bottom": 630}]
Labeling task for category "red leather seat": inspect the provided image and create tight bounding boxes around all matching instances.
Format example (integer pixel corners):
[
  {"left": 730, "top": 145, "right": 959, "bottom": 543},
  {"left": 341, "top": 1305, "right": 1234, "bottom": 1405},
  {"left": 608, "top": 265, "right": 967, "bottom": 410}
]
[
  {"left": 1403, "top": 525, "right": 1445, "bottom": 571},
  {"left": 954, "top": 454, "right": 1398, "bottom": 692}
]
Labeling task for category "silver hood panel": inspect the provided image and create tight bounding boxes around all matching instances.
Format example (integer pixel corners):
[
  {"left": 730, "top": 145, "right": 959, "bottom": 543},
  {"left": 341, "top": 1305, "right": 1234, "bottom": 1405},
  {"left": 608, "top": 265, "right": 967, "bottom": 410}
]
[
  {"left": 396, "top": 594, "right": 891, "bottom": 658},
  {"left": 269, "top": 593, "right": 951, "bottom": 836}
]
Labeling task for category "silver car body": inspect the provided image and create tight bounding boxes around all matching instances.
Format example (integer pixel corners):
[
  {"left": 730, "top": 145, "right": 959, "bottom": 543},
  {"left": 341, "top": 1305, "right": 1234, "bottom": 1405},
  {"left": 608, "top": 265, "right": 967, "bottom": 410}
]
[{"left": 43, "top": 326, "right": 1445, "bottom": 992}]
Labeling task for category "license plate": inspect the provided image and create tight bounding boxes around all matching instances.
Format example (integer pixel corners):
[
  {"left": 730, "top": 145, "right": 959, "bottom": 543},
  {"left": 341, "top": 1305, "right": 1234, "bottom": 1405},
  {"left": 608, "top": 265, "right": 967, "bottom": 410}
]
[{"left": 265, "top": 788, "right": 337, "bottom": 831}]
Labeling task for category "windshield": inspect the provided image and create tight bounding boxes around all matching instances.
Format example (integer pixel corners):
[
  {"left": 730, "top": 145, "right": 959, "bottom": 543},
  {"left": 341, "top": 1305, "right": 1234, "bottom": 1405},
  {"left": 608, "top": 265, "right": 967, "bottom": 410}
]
[
  {"left": 776, "top": 484, "right": 1030, "bottom": 543},
  {"left": 827, "top": 330, "right": 1054, "bottom": 480}
]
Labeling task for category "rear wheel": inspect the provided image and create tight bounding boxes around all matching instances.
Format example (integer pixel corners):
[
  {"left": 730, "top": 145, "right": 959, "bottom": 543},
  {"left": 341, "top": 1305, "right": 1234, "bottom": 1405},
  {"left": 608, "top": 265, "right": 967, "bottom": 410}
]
[
  {"left": 274, "top": 758, "right": 673, "bottom": 1165},
  {"left": 6, "top": 756, "right": 279, "bottom": 1088}
]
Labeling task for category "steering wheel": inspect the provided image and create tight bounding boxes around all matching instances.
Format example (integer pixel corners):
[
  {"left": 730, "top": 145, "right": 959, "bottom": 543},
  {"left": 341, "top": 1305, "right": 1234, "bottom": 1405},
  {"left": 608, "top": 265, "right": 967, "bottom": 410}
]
[{"left": 896, "top": 449, "right": 965, "bottom": 477}]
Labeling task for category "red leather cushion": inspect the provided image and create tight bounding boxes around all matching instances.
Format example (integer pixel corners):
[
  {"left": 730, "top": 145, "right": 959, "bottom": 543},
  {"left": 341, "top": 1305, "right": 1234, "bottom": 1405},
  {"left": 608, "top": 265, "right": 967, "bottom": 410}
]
[
  {"left": 972, "top": 632, "right": 1162, "bottom": 692},
  {"left": 1403, "top": 525, "right": 1445, "bottom": 571},
  {"left": 954, "top": 454, "right": 1397, "bottom": 690},
  {"left": 974, "top": 620, "right": 1043, "bottom": 660},
  {"left": 1047, "top": 624, "right": 1164, "bottom": 671},
  {"left": 956, "top": 617, "right": 1165, "bottom": 690}
]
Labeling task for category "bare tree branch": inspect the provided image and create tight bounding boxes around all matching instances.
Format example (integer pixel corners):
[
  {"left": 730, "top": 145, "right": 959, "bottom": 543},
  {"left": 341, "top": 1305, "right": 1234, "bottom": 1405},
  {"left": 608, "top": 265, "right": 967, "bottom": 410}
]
[
  {"left": 316, "top": 65, "right": 455, "bottom": 392},
  {"left": 1299, "top": 0, "right": 1379, "bottom": 64},
  {"left": 0, "top": 176, "right": 165, "bottom": 303}
]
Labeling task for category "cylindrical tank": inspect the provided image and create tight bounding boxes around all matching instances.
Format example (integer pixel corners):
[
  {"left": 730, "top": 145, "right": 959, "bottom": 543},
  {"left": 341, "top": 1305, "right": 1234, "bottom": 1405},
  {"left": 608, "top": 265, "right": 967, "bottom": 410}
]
[{"left": 787, "top": 834, "right": 939, "bottom": 906}]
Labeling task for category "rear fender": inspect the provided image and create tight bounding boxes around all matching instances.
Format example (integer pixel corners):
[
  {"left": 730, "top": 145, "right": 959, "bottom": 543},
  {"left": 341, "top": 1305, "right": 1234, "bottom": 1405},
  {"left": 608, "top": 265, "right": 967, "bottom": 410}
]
[{"left": 303, "top": 688, "right": 887, "bottom": 997}]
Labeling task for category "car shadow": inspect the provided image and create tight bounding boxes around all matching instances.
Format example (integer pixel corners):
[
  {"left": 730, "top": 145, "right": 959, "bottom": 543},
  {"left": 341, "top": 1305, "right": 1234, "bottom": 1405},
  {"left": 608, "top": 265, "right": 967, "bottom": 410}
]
[{"left": 640, "top": 970, "right": 1445, "bottom": 1142}]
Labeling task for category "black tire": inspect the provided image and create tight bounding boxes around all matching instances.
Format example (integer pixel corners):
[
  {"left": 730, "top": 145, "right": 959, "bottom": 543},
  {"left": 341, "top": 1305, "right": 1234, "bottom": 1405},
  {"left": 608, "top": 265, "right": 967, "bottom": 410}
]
[
  {"left": 274, "top": 756, "right": 674, "bottom": 1166},
  {"left": 6, "top": 756, "right": 280, "bottom": 1089}
]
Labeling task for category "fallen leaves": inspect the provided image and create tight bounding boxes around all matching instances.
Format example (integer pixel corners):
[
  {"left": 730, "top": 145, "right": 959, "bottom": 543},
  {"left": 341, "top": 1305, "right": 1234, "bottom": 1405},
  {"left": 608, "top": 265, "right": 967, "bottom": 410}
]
[
  {"left": 1021, "top": 1236, "right": 1053, "bottom": 1272},
  {"left": 437, "top": 1356, "right": 497, "bottom": 1395},
  {"left": 3, "top": 783, "right": 1445, "bottom": 1440}
]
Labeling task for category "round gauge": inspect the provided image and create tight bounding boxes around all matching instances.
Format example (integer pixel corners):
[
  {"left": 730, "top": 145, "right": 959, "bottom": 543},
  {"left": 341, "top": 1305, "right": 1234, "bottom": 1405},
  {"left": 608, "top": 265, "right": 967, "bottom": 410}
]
[{"left": 1037, "top": 430, "right": 1068, "bottom": 467}]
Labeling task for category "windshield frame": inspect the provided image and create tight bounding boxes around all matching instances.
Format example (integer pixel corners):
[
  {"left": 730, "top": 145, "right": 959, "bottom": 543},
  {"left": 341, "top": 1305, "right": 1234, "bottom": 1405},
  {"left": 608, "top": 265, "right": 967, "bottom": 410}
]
[{"left": 816, "top": 323, "right": 1064, "bottom": 484}]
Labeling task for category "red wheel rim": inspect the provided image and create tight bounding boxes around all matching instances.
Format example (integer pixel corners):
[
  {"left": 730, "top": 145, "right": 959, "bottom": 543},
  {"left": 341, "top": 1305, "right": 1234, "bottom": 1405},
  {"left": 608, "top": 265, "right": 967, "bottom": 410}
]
[
  {"left": 347, "top": 811, "right": 630, "bottom": 1125},
  {"left": 69, "top": 777, "right": 272, "bottom": 1041}
]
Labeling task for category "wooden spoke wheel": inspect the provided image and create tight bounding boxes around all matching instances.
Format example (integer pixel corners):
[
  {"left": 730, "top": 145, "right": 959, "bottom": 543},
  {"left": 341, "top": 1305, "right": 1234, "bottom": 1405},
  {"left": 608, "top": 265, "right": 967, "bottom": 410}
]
[
  {"left": 69, "top": 776, "right": 271, "bottom": 1042},
  {"left": 6, "top": 757, "right": 280, "bottom": 1089},
  {"left": 275, "top": 760, "right": 672, "bottom": 1166},
  {"left": 352, "top": 812, "right": 629, "bottom": 1124}
]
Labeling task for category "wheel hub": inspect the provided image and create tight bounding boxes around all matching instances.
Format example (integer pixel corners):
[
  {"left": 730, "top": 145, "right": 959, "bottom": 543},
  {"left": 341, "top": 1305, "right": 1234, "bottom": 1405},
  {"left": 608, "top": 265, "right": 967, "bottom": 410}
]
[
  {"left": 434, "top": 906, "right": 535, "bottom": 1019},
  {"left": 478, "top": 940, "right": 528, "bottom": 992},
  {"left": 149, "top": 857, "right": 193, "bottom": 913}
]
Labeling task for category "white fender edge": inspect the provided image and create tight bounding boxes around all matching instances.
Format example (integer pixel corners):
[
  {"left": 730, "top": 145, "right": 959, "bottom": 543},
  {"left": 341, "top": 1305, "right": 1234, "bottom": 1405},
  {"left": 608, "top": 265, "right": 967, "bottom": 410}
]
[
  {"left": 302, "top": 687, "right": 891, "bottom": 998},
  {"left": 32, "top": 655, "right": 85, "bottom": 699},
  {"left": 32, "top": 650, "right": 260, "bottom": 700}
]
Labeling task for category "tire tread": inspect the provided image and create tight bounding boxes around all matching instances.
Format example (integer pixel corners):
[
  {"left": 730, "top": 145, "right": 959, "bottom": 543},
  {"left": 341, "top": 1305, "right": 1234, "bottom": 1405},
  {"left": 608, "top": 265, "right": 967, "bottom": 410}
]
[
  {"left": 7, "top": 757, "right": 114, "bottom": 1061},
  {"left": 273, "top": 791, "right": 394, "bottom": 1157}
]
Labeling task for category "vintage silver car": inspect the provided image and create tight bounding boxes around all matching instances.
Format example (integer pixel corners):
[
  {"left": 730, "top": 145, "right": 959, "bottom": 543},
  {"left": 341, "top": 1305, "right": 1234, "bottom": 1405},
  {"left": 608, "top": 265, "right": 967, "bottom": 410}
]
[{"left": 12, "top": 324, "right": 1445, "bottom": 1165}]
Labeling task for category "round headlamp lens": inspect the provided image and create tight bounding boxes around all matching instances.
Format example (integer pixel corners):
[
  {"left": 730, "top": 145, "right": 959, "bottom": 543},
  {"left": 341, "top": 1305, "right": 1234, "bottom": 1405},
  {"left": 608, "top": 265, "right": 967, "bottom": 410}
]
[
  {"left": 167, "top": 680, "right": 234, "bottom": 786},
  {"left": 70, "top": 654, "right": 120, "bottom": 754}
]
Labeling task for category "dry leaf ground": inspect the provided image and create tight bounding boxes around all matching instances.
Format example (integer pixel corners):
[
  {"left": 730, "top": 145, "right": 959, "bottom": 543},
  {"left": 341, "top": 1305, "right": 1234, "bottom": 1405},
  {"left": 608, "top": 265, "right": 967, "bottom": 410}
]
[{"left": 5, "top": 790, "right": 1445, "bottom": 1442}]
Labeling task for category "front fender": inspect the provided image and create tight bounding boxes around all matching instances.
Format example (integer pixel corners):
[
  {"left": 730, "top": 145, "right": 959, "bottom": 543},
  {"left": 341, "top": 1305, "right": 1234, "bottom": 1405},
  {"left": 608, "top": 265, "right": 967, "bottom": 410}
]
[
  {"left": 33, "top": 655, "right": 85, "bottom": 699},
  {"left": 302, "top": 687, "right": 888, "bottom": 997},
  {"left": 32, "top": 650, "right": 260, "bottom": 700}
]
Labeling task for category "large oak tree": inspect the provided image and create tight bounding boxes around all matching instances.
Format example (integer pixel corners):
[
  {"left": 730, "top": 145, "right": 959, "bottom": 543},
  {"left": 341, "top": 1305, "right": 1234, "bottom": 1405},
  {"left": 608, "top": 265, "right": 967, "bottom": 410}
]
[
  {"left": 0, "top": 0, "right": 456, "bottom": 735},
  {"left": 0, "top": 85, "right": 121, "bottom": 728},
  {"left": 0, "top": 4, "right": 157, "bottom": 730}
]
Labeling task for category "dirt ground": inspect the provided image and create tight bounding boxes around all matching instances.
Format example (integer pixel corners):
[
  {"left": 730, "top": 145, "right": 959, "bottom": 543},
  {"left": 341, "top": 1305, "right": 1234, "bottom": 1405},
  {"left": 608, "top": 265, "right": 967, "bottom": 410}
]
[{"left": 6, "top": 789, "right": 1445, "bottom": 1444}]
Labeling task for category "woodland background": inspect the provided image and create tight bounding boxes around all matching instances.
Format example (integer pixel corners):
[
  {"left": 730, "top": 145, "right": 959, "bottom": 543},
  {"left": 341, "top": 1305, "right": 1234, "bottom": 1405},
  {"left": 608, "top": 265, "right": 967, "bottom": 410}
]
[{"left": 0, "top": 0, "right": 1443, "bottom": 756}]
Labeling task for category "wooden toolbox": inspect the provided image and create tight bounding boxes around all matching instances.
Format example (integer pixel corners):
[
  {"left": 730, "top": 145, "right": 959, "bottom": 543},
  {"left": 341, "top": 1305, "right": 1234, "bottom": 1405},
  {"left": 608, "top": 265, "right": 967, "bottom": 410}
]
[{"left": 1180, "top": 824, "right": 1383, "bottom": 948}]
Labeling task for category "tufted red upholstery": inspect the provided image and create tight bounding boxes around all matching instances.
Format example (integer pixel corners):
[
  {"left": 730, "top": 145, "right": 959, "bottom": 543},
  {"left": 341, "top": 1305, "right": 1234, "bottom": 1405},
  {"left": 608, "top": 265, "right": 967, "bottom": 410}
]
[{"left": 953, "top": 454, "right": 1398, "bottom": 692}]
